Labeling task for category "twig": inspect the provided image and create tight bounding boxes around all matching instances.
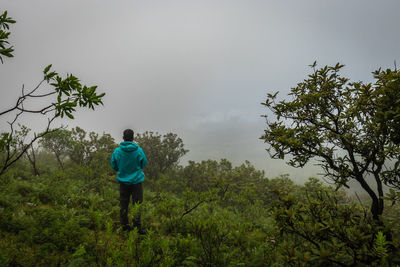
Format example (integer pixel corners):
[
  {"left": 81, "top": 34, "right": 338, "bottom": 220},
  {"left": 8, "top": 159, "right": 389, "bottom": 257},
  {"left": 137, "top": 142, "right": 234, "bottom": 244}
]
[
  {"left": 354, "top": 191, "right": 368, "bottom": 219},
  {"left": 0, "top": 79, "right": 46, "bottom": 116}
]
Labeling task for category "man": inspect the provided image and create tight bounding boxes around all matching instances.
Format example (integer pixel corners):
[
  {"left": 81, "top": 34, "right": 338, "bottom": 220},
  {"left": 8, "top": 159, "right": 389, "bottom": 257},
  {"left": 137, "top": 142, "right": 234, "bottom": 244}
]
[{"left": 110, "top": 129, "right": 148, "bottom": 233}]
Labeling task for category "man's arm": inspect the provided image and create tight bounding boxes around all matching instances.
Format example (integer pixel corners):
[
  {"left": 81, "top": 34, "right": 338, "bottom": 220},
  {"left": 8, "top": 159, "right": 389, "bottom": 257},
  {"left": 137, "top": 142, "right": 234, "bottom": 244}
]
[
  {"left": 110, "top": 150, "right": 119, "bottom": 171},
  {"left": 140, "top": 149, "right": 148, "bottom": 169}
]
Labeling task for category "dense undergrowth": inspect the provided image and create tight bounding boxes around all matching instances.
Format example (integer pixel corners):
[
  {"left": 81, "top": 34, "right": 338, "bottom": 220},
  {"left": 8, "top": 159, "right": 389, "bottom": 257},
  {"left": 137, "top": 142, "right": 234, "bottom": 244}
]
[{"left": 0, "top": 129, "right": 399, "bottom": 266}]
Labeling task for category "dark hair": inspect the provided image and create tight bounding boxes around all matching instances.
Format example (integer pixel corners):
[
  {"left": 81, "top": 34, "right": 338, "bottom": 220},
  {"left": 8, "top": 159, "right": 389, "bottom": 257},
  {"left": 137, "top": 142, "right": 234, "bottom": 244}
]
[{"left": 123, "top": 129, "right": 134, "bottom": 141}]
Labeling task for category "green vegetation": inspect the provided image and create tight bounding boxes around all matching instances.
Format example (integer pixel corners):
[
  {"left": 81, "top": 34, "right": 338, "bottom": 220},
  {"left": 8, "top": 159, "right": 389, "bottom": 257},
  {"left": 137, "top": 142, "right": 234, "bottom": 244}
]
[
  {"left": 1, "top": 9, "right": 400, "bottom": 267},
  {"left": 0, "top": 127, "right": 399, "bottom": 266},
  {"left": 262, "top": 62, "right": 400, "bottom": 222}
]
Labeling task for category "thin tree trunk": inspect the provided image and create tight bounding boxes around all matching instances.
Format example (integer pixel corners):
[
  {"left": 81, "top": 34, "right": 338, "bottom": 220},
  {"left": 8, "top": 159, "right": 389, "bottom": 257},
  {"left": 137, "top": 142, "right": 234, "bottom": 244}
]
[
  {"left": 26, "top": 146, "right": 40, "bottom": 176},
  {"left": 54, "top": 152, "right": 64, "bottom": 170}
]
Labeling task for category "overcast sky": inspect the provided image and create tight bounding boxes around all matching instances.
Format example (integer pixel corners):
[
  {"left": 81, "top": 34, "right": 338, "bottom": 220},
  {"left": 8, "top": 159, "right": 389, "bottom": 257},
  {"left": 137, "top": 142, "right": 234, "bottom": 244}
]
[{"left": 1, "top": 0, "right": 399, "bottom": 183}]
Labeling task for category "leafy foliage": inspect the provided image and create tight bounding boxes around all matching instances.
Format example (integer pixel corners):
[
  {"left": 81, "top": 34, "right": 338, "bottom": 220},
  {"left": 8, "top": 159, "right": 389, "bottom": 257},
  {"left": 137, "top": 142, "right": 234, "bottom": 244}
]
[
  {"left": 135, "top": 131, "right": 188, "bottom": 181},
  {"left": 271, "top": 178, "right": 386, "bottom": 266},
  {"left": 373, "top": 68, "right": 400, "bottom": 145},
  {"left": 262, "top": 62, "right": 400, "bottom": 221},
  {"left": 39, "top": 129, "right": 72, "bottom": 169},
  {"left": 0, "top": 10, "right": 15, "bottom": 63},
  {"left": 0, "top": 126, "right": 399, "bottom": 266}
]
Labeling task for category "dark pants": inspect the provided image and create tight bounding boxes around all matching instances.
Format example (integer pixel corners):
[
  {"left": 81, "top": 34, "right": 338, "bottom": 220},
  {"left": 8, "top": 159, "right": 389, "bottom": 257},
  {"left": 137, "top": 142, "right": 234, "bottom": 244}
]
[{"left": 119, "top": 182, "right": 143, "bottom": 228}]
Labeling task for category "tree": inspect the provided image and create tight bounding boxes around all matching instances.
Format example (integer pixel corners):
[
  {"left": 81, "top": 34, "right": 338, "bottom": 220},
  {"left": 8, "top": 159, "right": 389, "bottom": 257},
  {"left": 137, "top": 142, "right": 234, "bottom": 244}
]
[
  {"left": 66, "top": 127, "right": 116, "bottom": 166},
  {"left": 0, "top": 11, "right": 105, "bottom": 176},
  {"left": 10, "top": 125, "right": 41, "bottom": 175},
  {"left": 67, "top": 127, "right": 89, "bottom": 165},
  {"left": 261, "top": 62, "right": 400, "bottom": 221},
  {"left": 39, "top": 129, "right": 72, "bottom": 169},
  {"left": 135, "top": 132, "right": 188, "bottom": 180},
  {"left": 26, "top": 145, "right": 40, "bottom": 176}
]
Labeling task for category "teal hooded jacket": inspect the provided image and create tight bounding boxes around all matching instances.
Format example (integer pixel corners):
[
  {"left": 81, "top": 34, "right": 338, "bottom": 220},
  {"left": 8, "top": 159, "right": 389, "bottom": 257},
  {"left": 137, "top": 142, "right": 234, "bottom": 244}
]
[{"left": 110, "top": 141, "right": 148, "bottom": 185}]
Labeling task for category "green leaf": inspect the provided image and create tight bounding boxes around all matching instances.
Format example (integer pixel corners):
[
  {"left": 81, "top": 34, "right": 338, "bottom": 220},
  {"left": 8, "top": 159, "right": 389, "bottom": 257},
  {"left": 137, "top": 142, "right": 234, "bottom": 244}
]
[
  {"left": 43, "top": 64, "right": 52, "bottom": 74},
  {"left": 66, "top": 112, "right": 74, "bottom": 119}
]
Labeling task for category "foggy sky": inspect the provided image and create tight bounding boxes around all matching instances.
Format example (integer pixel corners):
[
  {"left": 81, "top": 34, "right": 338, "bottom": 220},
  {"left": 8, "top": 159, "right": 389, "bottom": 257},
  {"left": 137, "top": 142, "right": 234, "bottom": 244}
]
[{"left": 1, "top": 0, "right": 399, "bottom": 183}]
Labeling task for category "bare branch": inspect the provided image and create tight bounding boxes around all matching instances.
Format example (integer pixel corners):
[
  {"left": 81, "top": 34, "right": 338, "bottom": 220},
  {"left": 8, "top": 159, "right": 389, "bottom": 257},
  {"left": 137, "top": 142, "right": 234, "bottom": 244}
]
[
  {"left": 0, "top": 116, "right": 58, "bottom": 176},
  {"left": 0, "top": 79, "right": 46, "bottom": 116},
  {"left": 28, "top": 91, "right": 56, "bottom": 98}
]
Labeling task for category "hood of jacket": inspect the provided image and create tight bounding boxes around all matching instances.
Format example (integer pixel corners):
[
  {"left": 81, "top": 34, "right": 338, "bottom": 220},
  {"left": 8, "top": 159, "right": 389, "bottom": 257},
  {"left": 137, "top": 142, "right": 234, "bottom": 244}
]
[{"left": 119, "top": 141, "right": 139, "bottom": 152}]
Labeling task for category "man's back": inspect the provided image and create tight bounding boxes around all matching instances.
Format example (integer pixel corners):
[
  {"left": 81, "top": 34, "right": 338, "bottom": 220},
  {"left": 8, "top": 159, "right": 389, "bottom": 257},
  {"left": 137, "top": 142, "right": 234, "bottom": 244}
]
[{"left": 111, "top": 141, "right": 148, "bottom": 185}]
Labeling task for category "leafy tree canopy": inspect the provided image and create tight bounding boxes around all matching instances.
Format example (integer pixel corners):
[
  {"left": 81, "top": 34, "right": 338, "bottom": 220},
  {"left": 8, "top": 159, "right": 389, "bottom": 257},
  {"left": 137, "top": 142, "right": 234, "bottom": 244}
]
[
  {"left": 261, "top": 62, "right": 400, "bottom": 220},
  {"left": 135, "top": 131, "right": 188, "bottom": 180}
]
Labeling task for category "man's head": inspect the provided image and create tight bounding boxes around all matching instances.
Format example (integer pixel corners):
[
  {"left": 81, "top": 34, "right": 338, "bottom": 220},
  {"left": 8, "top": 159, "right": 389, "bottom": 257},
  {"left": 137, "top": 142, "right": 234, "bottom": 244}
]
[{"left": 123, "top": 129, "right": 134, "bottom": 141}]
